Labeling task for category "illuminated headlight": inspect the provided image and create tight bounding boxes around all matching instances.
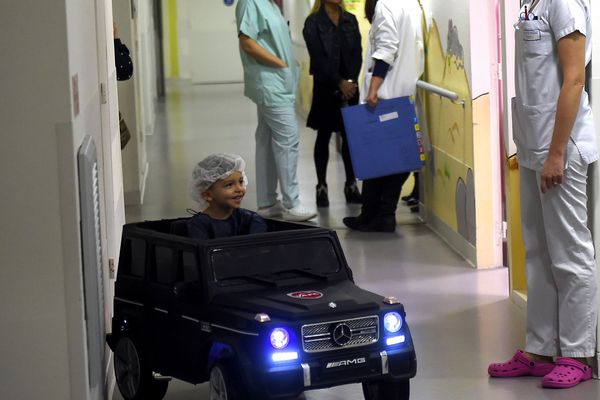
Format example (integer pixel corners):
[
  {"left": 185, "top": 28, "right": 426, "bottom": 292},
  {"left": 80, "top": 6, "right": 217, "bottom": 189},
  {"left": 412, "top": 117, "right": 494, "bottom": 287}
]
[
  {"left": 272, "top": 351, "right": 298, "bottom": 362},
  {"left": 383, "top": 312, "right": 403, "bottom": 333},
  {"left": 386, "top": 335, "right": 406, "bottom": 346},
  {"left": 270, "top": 328, "right": 290, "bottom": 350}
]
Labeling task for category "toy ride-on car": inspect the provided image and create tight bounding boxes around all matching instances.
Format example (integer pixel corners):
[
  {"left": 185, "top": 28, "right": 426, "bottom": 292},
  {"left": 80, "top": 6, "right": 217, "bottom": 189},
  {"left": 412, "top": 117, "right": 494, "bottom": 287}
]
[{"left": 107, "top": 218, "right": 417, "bottom": 400}]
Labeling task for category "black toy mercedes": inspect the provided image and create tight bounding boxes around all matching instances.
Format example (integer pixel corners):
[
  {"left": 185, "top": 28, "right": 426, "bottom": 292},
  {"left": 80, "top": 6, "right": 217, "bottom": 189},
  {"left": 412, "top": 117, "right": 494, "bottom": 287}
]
[{"left": 107, "top": 218, "right": 416, "bottom": 400}]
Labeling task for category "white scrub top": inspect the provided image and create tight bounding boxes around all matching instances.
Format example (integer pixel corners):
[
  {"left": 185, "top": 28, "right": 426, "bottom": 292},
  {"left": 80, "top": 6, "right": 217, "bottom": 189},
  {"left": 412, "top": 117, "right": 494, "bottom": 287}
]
[
  {"left": 513, "top": 0, "right": 597, "bottom": 170},
  {"left": 360, "top": 0, "right": 424, "bottom": 103}
]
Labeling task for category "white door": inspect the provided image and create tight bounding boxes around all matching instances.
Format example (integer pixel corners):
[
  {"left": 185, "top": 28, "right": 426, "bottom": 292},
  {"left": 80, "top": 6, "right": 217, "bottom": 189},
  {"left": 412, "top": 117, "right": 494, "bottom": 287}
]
[{"left": 180, "top": 0, "right": 243, "bottom": 83}]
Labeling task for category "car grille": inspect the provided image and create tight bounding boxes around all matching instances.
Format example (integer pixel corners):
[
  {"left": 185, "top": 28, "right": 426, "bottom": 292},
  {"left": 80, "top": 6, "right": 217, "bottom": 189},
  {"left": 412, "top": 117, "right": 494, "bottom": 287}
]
[{"left": 301, "top": 315, "right": 379, "bottom": 353}]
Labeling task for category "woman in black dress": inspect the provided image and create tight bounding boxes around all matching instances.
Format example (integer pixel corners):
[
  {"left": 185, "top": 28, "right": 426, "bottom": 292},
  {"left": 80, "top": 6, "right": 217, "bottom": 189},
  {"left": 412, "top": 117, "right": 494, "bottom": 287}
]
[{"left": 303, "top": 0, "right": 362, "bottom": 207}]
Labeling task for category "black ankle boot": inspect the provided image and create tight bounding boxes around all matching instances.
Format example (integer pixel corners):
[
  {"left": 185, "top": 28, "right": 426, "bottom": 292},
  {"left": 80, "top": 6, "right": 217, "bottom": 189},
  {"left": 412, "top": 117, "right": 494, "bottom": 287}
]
[
  {"left": 316, "top": 183, "right": 329, "bottom": 207},
  {"left": 343, "top": 215, "right": 396, "bottom": 232},
  {"left": 344, "top": 181, "right": 362, "bottom": 204}
]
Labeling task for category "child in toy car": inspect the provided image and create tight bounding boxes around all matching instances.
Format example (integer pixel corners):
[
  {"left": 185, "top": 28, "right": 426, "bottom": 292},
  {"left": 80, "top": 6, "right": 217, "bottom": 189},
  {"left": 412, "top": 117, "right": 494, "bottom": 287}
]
[{"left": 187, "top": 153, "right": 267, "bottom": 240}]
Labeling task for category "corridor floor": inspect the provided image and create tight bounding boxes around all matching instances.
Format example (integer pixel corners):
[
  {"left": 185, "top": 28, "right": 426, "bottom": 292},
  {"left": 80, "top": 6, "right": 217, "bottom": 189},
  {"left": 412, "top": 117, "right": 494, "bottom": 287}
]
[{"left": 117, "top": 82, "right": 599, "bottom": 400}]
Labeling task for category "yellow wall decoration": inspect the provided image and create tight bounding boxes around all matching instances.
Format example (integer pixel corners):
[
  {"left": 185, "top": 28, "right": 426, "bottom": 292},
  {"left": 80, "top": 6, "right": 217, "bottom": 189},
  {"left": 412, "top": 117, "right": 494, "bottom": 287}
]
[{"left": 422, "top": 19, "right": 476, "bottom": 243}]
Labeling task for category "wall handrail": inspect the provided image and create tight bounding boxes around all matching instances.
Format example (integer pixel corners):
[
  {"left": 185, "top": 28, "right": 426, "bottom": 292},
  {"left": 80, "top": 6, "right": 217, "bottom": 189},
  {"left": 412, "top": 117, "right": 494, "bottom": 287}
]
[{"left": 417, "top": 80, "right": 465, "bottom": 106}]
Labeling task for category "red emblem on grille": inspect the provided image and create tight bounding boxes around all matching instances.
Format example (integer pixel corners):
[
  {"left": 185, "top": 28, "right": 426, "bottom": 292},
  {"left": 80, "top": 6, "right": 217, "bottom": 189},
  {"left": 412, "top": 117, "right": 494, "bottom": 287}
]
[{"left": 287, "top": 290, "right": 323, "bottom": 299}]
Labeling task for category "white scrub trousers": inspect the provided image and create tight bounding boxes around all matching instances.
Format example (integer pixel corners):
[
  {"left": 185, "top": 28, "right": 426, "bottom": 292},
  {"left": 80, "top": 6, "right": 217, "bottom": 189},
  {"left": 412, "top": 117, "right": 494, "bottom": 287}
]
[{"left": 520, "top": 143, "right": 598, "bottom": 358}]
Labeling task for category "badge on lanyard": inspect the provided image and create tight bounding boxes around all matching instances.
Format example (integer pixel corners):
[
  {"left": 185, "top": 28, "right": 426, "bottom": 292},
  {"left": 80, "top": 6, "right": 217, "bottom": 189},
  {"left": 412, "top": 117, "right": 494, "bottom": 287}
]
[{"left": 523, "top": 30, "right": 541, "bottom": 41}]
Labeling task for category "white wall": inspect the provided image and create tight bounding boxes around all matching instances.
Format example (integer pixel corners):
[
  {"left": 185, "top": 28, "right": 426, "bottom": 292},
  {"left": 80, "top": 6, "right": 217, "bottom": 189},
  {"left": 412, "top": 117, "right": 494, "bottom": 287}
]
[
  {"left": 115, "top": 0, "right": 149, "bottom": 205},
  {"left": 178, "top": 0, "right": 243, "bottom": 83},
  {"left": 469, "top": 0, "right": 492, "bottom": 98},
  {"left": 428, "top": 0, "right": 472, "bottom": 84},
  {"left": 0, "top": 3, "right": 74, "bottom": 398},
  {"left": 136, "top": 0, "right": 160, "bottom": 134},
  {"left": 500, "top": 0, "right": 519, "bottom": 156},
  {"left": 116, "top": 0, "right": 160, "bottom": 206},
  {"left": 0, "top": 0, "right": 123, "bottom": 398}
]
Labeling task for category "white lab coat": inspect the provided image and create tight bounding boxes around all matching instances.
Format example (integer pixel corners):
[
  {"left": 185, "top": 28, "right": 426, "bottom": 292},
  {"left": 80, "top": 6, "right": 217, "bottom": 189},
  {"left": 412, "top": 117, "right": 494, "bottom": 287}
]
[
  {"left": 360, "top": 0, "right": 424, "bottom": 103},
  {"left": 513, "top": 0, "right": 598, "bottom": 358}
]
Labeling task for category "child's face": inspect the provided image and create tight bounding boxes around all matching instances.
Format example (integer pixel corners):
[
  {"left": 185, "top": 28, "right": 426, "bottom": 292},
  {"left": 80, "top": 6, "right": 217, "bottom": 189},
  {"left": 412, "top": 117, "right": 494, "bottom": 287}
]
[{"left": 203, "top": 171, "right": 246, "bottom": 209}]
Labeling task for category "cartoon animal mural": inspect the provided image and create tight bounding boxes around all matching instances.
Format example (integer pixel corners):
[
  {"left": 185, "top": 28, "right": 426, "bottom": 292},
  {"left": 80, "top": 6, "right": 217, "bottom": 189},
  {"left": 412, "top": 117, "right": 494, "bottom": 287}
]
[{"left": 422, "top": 18, "right": 482, "bottom": 247}]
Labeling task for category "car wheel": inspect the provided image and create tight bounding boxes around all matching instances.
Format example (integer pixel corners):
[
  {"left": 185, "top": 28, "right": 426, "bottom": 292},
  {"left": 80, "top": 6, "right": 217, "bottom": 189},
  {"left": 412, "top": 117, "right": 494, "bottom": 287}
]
[
  {"left": 362, "top": 378, "right": 409, "bottom": 400},
  {"left": 209, "top": 362, "right": 242, "bottom": 400},
  {"left": 114, "top": 336, "right": 168, "bottom": 400}
]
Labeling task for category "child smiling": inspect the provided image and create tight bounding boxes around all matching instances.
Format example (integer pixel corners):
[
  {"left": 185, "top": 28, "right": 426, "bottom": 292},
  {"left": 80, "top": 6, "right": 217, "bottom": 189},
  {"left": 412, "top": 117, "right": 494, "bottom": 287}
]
[{"left": 187, "top": 153, "right": 267, "bottom": 240}]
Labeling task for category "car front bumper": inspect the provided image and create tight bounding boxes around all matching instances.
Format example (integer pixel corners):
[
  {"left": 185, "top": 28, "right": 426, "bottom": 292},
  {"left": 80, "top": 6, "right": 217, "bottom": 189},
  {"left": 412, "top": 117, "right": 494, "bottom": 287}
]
[{"left": 246, "top": 346, "right": 416, "bottom": 399}]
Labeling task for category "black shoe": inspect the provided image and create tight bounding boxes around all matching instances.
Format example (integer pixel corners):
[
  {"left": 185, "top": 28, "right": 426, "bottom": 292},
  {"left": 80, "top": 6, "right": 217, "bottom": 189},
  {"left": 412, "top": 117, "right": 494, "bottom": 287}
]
[
  {"left": 316, "top": 183, "right": 329, "bottom": 207},
  {"left": 403, "top": 195, "right": 418, "bottom": 205},
  {"left": 364, "top": 217, "right": 396, "bottom": 232},
  {"left": 344, "top": 181, "right": 362, "bottom": 204},
  {"left": 343, "top": 216, "right": 363, "bottom": 230},
  {"left": 406, "top": 197, "right": 419, "bottom": 207}
]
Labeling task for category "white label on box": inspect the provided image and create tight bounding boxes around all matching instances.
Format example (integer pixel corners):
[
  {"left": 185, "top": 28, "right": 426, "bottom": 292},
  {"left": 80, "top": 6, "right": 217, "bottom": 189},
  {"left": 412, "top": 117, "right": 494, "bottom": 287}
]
[{"left": 379, "top": 112, "right": 399, "bottom": 123}]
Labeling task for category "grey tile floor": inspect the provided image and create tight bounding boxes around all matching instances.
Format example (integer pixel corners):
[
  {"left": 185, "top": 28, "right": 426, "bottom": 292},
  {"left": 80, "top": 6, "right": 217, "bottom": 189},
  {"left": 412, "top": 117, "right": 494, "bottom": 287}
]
[{"left": 117, "top": 82, "right": 599, "bottom": 400}]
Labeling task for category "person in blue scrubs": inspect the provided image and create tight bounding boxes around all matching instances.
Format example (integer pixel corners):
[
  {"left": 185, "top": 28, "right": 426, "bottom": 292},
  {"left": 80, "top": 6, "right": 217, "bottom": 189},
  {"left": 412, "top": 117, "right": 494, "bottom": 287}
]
[{"left": 235, "top": 0, "right": 316, "bottom": 222}]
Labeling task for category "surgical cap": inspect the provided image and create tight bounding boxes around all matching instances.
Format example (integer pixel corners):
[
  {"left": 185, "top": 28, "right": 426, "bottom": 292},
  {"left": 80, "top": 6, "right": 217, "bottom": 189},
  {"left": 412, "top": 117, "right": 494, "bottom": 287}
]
[{"left": 188, "top": 153, "right": 247, "bottom": 204}]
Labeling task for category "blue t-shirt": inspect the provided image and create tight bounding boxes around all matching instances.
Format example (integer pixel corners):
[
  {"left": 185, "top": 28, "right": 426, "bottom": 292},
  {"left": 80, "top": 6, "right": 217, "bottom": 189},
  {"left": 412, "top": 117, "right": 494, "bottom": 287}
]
[{"left": 187, "top": 208, "right": 268, "bottom": 240}]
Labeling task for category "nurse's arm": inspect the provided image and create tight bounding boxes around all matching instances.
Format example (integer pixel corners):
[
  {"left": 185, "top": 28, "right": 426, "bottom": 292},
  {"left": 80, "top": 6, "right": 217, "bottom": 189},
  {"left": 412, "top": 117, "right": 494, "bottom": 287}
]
[
  {"left": 239, "top": 34, "right": 287, "bottom": 68},
  {"left": 540, "top": 31, "right": 586, "bottom": 193}
]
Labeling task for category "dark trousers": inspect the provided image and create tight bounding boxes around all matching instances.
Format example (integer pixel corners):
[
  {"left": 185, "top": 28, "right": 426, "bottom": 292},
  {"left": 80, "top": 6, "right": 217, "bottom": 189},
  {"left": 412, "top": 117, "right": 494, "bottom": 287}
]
[
  {"left": 314, "top": 128, "right": 355, "bottom": 184},
  {"left": 361, "top": 172, "right": 410, "bottom": 220}
]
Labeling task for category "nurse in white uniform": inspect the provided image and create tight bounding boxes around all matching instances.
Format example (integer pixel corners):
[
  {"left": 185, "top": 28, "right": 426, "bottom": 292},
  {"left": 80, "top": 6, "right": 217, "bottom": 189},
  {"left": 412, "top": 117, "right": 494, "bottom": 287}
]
[{"left": 489, "top": 0, "right": 597, "bottom": 389}]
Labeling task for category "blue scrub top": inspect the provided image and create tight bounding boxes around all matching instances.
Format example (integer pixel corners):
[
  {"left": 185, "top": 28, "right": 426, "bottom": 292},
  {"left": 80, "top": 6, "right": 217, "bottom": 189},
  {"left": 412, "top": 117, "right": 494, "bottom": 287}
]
[{"left": 236, "top": 0, "right": 298, "bottom": 106}]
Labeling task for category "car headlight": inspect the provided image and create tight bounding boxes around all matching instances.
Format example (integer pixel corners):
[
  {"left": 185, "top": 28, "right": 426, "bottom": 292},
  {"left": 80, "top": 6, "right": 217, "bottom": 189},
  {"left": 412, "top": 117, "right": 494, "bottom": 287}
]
[
  {"left": 383, "top": 312, "right": 403, "bottom": 333},
  {"left": 270, "top": 328, "right": 290, "bottom": 349}
]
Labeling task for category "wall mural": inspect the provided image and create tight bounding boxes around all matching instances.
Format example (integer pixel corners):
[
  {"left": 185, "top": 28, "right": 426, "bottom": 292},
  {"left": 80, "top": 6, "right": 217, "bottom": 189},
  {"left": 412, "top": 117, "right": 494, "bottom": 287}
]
[
  {"left": 422, "top": 18, "right": 480, "bottom": 246},
  {"left": 446, "top": 20, "right": 465, "bottom": 70}
]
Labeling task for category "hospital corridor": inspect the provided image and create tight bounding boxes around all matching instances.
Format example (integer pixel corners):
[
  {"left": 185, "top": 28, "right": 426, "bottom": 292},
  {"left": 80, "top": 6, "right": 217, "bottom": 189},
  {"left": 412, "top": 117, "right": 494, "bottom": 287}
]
[
  {"left": 2, "top": 1, "right": 600, "bottom": 400},
  {"left": 113, "top": 82, "right": 598, "bottom": 399}
]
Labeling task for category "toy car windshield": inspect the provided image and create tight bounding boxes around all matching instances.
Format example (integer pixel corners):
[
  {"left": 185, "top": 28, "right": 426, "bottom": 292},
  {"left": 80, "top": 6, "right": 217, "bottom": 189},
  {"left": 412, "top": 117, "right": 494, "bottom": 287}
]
[{"left": 211, "top": 237, "right": 341, "bottom": 286}]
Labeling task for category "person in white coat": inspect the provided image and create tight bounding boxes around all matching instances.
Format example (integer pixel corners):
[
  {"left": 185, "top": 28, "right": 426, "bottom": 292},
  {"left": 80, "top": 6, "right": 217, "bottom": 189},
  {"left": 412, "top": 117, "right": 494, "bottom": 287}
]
[
  {"left": 489, "top": 0, "right": 597, "bottom": 389},
  {"left": 343, "top": 0, "right": 424, "bottom": 232}
]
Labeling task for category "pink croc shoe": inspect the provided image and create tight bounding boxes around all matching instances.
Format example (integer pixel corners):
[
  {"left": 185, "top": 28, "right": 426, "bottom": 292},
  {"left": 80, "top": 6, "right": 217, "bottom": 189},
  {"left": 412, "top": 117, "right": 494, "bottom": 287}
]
[
  {"left": 488, "top": 350, "right": 555, "bottom": 377},
  {"left": 542, "top": 357, "right": 592, "bottom": 389}
]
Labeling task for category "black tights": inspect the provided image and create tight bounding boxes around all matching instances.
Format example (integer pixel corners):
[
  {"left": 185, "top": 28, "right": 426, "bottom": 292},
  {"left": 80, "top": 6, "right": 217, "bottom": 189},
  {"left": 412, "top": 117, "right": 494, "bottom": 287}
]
[{"left": 314, "top": 128, "right": 355, "bottom": 185}]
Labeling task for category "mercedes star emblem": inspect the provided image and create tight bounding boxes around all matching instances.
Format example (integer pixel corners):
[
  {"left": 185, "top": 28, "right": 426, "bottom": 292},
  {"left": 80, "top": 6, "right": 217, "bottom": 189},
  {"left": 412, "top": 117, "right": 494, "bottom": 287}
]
[{"left": 331, "top": 323, "right": 352, "bottom": 346}]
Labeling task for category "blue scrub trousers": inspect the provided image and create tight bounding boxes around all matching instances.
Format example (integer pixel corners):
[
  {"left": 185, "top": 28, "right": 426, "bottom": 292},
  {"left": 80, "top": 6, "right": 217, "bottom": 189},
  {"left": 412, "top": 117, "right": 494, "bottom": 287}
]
[{"left": 255, "top": 104, "right": 300, "bottom": 209}]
